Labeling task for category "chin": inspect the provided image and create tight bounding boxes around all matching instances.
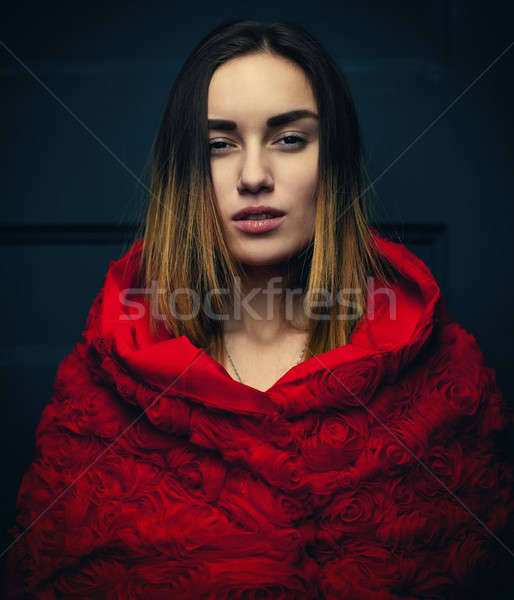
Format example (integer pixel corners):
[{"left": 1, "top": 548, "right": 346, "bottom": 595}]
[
  {"left": 238, "top": 255, "right": 284, "bottom": 268},
  {"left": 230, "top": 238, "right": 309, "bottom": 268},
  {"left": 239, "top": 251, "right": 302, "bottom": 269}
]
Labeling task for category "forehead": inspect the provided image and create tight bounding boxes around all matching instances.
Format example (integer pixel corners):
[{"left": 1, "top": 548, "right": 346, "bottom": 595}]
[{"left": 207, "top": 53, "right": 316, "bottom": 119}]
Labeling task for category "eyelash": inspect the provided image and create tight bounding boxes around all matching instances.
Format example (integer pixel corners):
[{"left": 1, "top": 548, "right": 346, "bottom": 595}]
[{"left": 208, "top": 135, "right": 307, "bottom": 154}]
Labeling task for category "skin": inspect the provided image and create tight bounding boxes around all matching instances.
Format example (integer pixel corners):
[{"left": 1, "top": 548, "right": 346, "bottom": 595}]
[{"left": 207, "top": 51, "right": 319, "bottom": 367}]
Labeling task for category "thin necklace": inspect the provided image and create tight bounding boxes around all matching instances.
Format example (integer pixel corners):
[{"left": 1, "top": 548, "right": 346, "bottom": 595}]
[{"left": 223, "top": 336, "right": 308, "bottom": 384}]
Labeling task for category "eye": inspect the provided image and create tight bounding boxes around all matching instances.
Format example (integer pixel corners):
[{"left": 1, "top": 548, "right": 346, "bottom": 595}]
[
  {"left": 208, "top": 135, "right": 307, "bottom": 154},
  {"left": 275, "top": 135, "right": 306, "bottom": 148},
  {"left": 208, "top": 140, "right": 232, "bottom": 154}
]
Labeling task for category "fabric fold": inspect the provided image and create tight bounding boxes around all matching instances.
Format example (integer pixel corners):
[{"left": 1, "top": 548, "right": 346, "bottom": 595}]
[{"left": 3, "top": 229, "right": 514, "bottom": 599}]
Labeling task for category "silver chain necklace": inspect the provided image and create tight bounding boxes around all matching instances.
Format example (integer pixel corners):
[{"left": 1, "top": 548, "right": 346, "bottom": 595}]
[{"left": 223, "top": 336, "right": 308, "bottom": 384}]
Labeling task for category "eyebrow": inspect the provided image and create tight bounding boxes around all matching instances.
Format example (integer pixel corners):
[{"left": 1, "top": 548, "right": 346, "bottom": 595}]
[{"left": 207, "top": 109, "right": 319, "bottom": 131}]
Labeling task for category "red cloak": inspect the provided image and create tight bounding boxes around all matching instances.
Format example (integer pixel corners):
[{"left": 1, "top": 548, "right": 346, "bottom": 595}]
[{"left": 3, "top": 230, "right": 514, "bottom": 599}]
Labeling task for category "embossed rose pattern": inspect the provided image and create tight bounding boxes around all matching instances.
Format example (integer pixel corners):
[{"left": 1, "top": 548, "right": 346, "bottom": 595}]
[{"left": 4, "top": 237, "right": 514, "bottom": 600}]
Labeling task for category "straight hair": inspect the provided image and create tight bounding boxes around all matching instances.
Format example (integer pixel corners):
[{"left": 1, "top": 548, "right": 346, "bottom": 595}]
[{"left": 132, "top": 18, "right": 399, "bottom": 364}]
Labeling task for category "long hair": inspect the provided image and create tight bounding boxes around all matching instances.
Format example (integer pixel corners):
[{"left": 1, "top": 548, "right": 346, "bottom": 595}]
[{"left": 133, "top": 17, "right": 398, "bottom": 364}]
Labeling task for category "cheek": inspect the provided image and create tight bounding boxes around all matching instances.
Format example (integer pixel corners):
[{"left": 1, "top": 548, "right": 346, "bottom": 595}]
[
  {"left": 286, "top": 145, "right": 318, "bottom": 193},
  {"left": 210, "top": 163, "right": 231, "bottom": 211},
  {"left": 288, "top": 162, "right": 318, "bottom": 214}
]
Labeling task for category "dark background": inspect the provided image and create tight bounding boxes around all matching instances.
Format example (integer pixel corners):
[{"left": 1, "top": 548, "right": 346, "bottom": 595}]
[{"left": 1, "top": 0, "right": 513, "bottom": 582}]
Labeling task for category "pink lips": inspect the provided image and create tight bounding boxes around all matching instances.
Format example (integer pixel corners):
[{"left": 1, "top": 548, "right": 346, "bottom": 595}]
[{"left": 232, "top": 215, "right": 286, "bottom": 234}]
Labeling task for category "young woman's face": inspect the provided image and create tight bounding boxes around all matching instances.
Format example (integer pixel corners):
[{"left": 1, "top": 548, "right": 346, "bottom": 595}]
[{"left": 208, "top": 52, "right": 319, "bottom": 267}]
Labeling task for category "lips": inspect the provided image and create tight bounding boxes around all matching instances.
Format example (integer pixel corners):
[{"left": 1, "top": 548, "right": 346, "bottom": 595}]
[
  {"left": 232, "top": 215, "right": 286, "bottom": 234},
  {"left": 232, "top": 205, "right": 286, "bottom": 221}
]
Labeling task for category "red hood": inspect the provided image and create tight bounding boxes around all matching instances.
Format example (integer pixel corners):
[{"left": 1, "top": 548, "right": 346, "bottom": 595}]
[
  {"left": 6, "top": 228, "right": 514, "bottom": 599},
  {"left": 88, "top": 228, "right": 442, "bottom": 420}
]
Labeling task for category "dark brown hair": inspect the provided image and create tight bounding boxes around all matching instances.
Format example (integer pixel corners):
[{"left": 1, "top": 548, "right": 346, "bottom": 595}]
[{"left": 133, "top": 18, "right": 398, "bottom": 363}]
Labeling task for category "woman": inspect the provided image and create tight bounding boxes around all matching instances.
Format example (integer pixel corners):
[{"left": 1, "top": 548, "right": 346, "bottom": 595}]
[{"left": 3, "top": 18, "right": 514, "bottom": 599}]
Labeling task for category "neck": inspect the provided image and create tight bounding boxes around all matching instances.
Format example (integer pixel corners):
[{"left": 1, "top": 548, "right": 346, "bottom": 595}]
[{"left": 223, "top": 259, "right": 309, "bottom": 345}]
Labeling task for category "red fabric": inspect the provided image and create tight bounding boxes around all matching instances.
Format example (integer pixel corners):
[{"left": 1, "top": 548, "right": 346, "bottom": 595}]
[{"left": 3, "top": 230, "right": 514, "bottom": 599}]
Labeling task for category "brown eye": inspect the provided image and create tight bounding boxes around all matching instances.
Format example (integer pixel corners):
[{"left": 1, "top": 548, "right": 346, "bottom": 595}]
[
  {"left": 276, "top": 135, "right": 306, "bottom": 148},
  {"left": 209, "top": 135, "right": 307, "bottom": 155},
  {"left": 209, "top": 140, "right": 232, "bottom": 154}
]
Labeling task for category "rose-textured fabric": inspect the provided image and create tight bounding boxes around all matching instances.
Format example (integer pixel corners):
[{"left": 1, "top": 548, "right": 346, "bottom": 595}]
[{"left": 3, "top": 230, "right": 514, "bottom": 599}]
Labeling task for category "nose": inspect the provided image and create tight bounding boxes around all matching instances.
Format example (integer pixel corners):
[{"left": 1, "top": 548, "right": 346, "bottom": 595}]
[{"left": 237, "top": 145, "right": 274, "bottom": 194}]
